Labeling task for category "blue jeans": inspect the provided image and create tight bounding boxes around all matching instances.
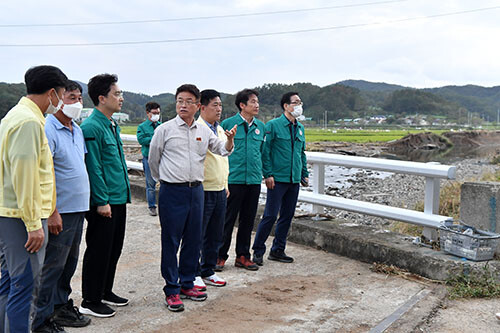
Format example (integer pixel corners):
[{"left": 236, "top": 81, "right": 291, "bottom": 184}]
[
  {"left": 0, "top": 218, "right": 48, "bottom": 333},
  {"left": 142, "top": 156, "right": 157, "bottom": 208},
  {"left": 159, "top": 182, "right": 203, "bottom": 296},
  {"left": 33, "top": 212, "right": 85, "bottom": 329},
  {"left": 199, "top": 190, "right": 226, "bottom": 278},
  {"left": 252, "top": 182, "right": 300, "bottom": 256}
]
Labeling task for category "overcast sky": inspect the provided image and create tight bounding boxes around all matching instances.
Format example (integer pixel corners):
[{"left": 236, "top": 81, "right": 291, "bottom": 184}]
[{"left": 1, "top": 0, "right": 499, "bottom": 95}]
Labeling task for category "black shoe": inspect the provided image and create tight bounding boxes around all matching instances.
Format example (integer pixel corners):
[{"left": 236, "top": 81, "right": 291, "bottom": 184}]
[
  {"left": 33, "top": 318, "right": 66, "bottom": 333},
  {"left": 79, "top": 300, "right": 116, "bottom": 318},
  {"left": 253, "top": 253, "right": 264, "bottom": 266},
  {"left": 53, "top": 299, "right": 91, "bottom": 327},
  {"left": 102, "top": 292, "right": 129, "bottom": 306},
  {"left": 268, "top": 250, "right": 294, "bottom": 263},
  {"left": 148, "top": 207, "right": 157, "bottom": 216}
]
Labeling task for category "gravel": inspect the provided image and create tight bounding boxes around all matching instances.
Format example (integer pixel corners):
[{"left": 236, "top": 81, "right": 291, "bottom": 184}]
[{"left": 299, "top": 156, "right": 498, "bottom": 229}]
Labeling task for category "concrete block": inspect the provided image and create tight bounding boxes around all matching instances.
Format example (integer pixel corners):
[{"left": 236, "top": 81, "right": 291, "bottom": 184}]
[
  {"left": 460, "top": 182, "right": 500, "bottom": 256},
  {"left": 287, "top": 218, "right": 500, "bottom": 282}
]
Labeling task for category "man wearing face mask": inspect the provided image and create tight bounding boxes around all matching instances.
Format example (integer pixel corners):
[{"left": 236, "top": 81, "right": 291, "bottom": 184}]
[
  {"left": 137, "top": 102, "right": 162, "bottom": 216},
  {"left": 0, "top": 65, "right": 67, "bottom": 333},
  {"left": 32, "top": 80, "right": 91, "bottom": 333},
  {"left": 252, "top": 92, "right": 309, "bottom": 266}
]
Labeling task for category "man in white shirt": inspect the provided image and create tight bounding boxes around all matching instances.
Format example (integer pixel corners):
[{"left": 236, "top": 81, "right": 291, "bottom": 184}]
[{"left": 149, "top": 84, "right": 236, "bottom": 312}]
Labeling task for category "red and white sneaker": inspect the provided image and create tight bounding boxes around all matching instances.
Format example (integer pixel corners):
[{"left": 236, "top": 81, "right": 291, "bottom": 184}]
[
  {"left": 203, "top": 274, "right": 227, "bottom": 287},
  {"left": 180, "top": 288, "right": 207, "bottom": 301},
  {"left": 164, "top": 294, "right": 184, "bottom": 312},
  {"left": 194, "top": 276, "right": 207, "bottom": 291}
]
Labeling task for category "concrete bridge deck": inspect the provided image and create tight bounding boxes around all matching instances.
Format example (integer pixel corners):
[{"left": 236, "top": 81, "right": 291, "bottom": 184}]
[{"left": 66, "top": 200, "right": 499, "bottom": 333}]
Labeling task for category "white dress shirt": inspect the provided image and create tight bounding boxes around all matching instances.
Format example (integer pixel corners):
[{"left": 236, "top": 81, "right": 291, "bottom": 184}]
[{"left": 149, "top": 115, "right": 232, "bottom": 183}]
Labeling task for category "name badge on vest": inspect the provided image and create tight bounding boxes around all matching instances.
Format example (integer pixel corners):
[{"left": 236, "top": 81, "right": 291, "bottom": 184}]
[
  {"left": 255, "top": 129, "right": 260, "bottom": 135},
  {"left": 299, "top": 129, "right": 303, "bottom": 136}
]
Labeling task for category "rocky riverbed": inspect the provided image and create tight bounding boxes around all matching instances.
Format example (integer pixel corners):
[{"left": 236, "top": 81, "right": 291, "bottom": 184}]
[{"left": 296, "top": 137, "right": 500, "bottom": 231}]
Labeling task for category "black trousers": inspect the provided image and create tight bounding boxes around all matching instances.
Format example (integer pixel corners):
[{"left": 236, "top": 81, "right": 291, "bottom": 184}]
[
  {"left": 218, "top": 184, "right": 260, "bottom": 260},
  {"left": 82, "top": 204, "right": 126, "bottom": 302}
]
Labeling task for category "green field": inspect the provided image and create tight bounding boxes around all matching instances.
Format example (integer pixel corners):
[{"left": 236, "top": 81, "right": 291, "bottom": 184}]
[
  {"left": 120, "top": 126, "right": 140, "bottom": 135},
  {"left": 120, "top": 125, "right": 446, "bottom": 143},
  {"left": 304, "top": 128, "right": 446, "bottom": 143}
]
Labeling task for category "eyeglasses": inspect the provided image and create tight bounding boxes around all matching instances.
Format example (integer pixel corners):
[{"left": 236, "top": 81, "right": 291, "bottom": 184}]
[
  {"left": 290, "top": 101, "right": 303, "bottom": 106},
  {"left": 111, "top": 91, "right": 124, "bottom": 98},
  {"left": 176, "top": 99, "right": 198, "bottom": 106}
]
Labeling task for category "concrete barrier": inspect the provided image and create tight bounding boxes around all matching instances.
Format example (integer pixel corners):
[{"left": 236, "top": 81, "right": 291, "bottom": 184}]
[{"left": 460, "top": 181, "right": 500, "bottom": 256}]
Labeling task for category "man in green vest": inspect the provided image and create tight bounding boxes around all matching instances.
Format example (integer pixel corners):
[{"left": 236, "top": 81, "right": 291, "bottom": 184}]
[
  {"left": 137, "top": 102, "right": 162, "bottom": 216},
  {"left": 252, "top": 91, "right": 308, "bottom": 266},
  {"left": 79, "top": 74, "right": 131, "bottom": 318},
  {"left": 217, "top": 89, "right": 265, "bottom": 271}
]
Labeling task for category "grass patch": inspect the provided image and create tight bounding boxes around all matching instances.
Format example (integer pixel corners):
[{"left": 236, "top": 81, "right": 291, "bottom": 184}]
[
  {"left": 392, "top": 181, "right": 461, "bottom": 238},
  {"left": 390, "top": 222, "right": 423, "bottom": 237},
  {"left": 120, "top": 126, "right": 138, "bottom": 135},
  {"left": 446, "top": 263, "right": 500, "bottom": 299},
  {"left": 481, "top": 170, "right": 500, "bottom": 182},
  {"left": 413, "top": 181, "right": 462, "bottom": 220},
  {"left": 490, "top": 155, "right": 500, "bottom": 165}
]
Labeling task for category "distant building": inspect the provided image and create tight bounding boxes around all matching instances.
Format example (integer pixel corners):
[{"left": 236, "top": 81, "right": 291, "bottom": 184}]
[
  {"left": 77, "top": 108, "right": 129, "bottom": 123},
  {"left": 112, "top": 112, "right": 130, "bottom": 123},
  {"left": 78, "top": 108, "right": 94, "bottom": 122}
]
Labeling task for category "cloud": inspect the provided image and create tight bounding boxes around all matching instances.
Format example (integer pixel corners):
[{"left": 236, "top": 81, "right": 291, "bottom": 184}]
[{"left": 1, "top": 0, "right": 499, "bottom": 94}]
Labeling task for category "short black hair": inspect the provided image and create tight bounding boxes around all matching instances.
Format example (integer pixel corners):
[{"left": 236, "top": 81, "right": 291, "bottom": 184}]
[
  {"left": 88, "top": 74, "right": 118, "bottom": 106},
  {"left": 280, "top": 91, "right": 299, "bottom": 110},
  {"left": 235, "top": 89, "right": 258, "bottom": 111},
  {"left": 65, "top": 80, "right": 83, "bottom": 93},
  {"left": 175, "top": 84, "right": 200, "bottom": 100},
  {"left": 25, "top": 65, "right": 68, "bottom": 95},
  {"left": 146, "top": 101, "right": 160, "bottom": 112},
  {"left": 200, "top": 89, "right": 220, "bottom": 106}
]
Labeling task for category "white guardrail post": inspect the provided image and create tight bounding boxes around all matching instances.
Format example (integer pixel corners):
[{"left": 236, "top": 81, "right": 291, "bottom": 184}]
[
  {"left": 312, "top": 163, "right": 325, "bottom": 214},
  {"left": 423, "top": 176, "right": 441, "bottom": 240}
]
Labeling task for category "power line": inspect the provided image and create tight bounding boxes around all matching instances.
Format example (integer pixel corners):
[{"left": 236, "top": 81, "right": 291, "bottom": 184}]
[
  {"left": 1, "top": 5, "right": 498, "bottom": 47},
  {"left": 0, "top": 0, "right": 408, "bottom": 28}
]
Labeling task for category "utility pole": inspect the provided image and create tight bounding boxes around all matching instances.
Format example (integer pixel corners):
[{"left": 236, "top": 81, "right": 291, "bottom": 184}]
[{"left": 324, "top": 110, "right": 327, "bottom": 130}]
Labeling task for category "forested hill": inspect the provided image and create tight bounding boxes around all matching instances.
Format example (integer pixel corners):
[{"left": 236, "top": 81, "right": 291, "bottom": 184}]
[{"left": 1, "top": 80, "right": 499, "bottom": 123}]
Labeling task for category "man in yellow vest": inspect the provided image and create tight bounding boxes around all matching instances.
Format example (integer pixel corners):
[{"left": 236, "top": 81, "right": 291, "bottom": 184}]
[{"left": 193, "top": 90, "right": 229, "bottom": 291}]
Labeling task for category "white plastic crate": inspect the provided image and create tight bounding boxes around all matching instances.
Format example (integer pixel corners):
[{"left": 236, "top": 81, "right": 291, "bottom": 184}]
[{"left": 439, "top": 224, "right": 500, "bottom": 261}]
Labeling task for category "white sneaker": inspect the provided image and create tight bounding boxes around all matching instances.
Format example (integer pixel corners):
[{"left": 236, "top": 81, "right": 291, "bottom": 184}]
[
  {"left": 203, "top": 273, "right": 227, "bottom": 287},
  {"left": 194, "top": 276, "right": 206, "bottom": 291}
]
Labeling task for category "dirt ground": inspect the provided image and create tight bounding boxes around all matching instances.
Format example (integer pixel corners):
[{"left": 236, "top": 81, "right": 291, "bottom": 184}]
[
  {"left": 64, "top": 202, "right": 499, "bottom": 333},
  {"left": 417, "top": 298, "right": 500, "bottom": 333}
]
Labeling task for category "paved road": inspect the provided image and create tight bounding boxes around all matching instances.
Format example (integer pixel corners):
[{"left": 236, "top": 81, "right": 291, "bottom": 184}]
[{"left": 64, "top": 202, "right": 498, "bottom": 333}]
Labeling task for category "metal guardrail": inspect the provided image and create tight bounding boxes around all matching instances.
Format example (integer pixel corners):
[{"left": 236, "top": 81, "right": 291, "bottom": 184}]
[{"left": 121, "top": 135, "right": 456, "bottom": 240}]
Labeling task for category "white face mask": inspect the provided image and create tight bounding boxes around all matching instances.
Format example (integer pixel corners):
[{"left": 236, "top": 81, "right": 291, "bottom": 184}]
[
  {"left": 290, "top": 105, "right": 303, "bottom": 118},
  {"left": 46, "top": 90, "right": 63, "bottom": 114},
  {"left": 62, "top": 102, "right": 83, "bottom": 119},
  {"left": 150, "top": 114, "right": 160, "bottom": 122}
]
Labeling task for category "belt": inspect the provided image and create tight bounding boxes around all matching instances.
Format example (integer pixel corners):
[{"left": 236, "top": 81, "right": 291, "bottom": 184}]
[{"left": 160, "top": 180, "right": 202, "bottom": 188}]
